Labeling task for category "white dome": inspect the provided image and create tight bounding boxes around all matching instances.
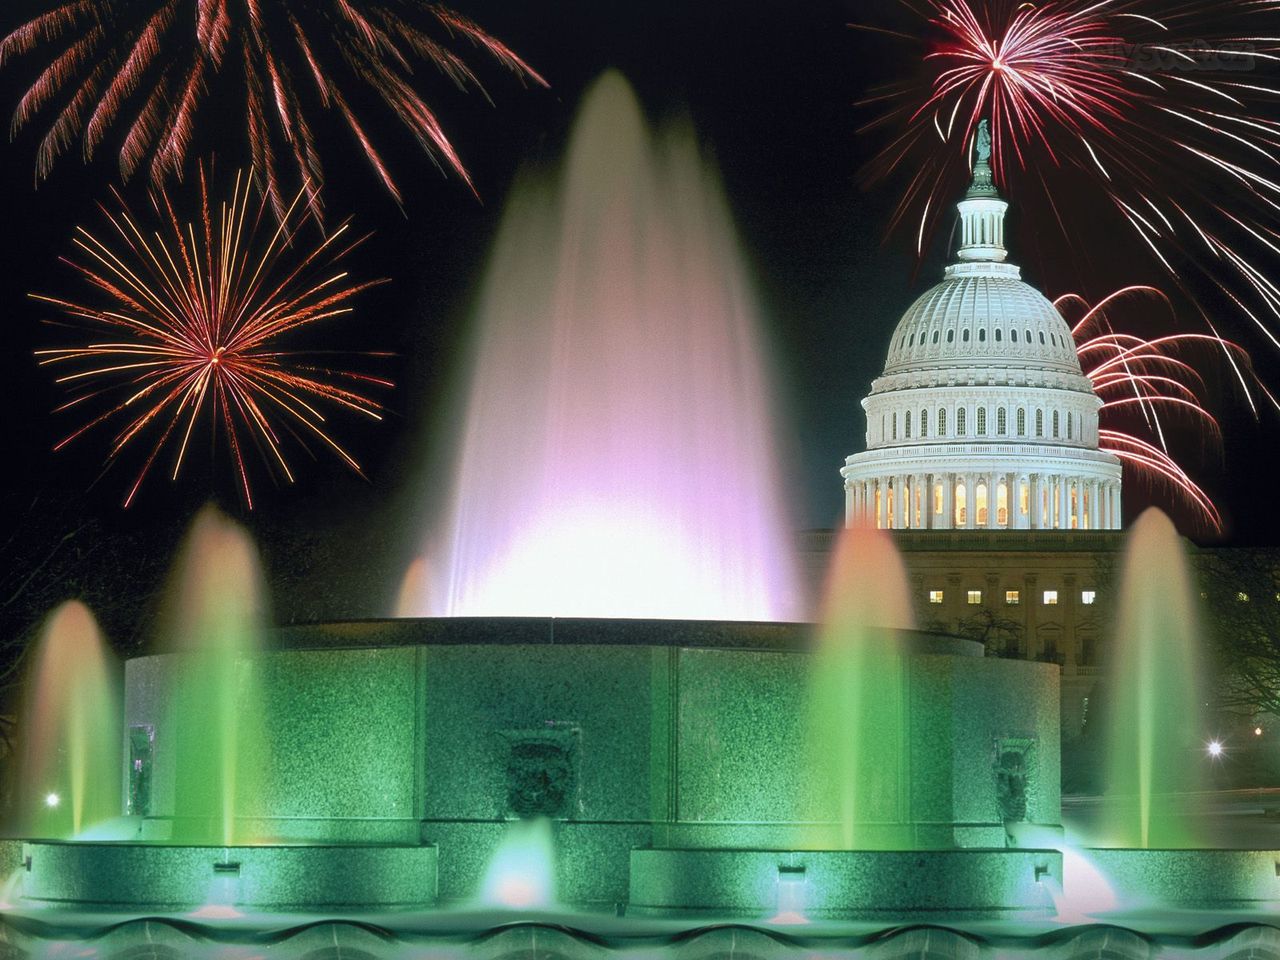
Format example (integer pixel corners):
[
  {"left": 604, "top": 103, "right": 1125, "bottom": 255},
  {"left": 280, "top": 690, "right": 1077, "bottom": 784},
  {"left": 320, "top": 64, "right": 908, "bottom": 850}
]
[
  {"left": 841, "top": 155, "right": 1122, "bottom": 533},
  {"left": 884, "top": 262, "right": 1084, "bottom": 380}
]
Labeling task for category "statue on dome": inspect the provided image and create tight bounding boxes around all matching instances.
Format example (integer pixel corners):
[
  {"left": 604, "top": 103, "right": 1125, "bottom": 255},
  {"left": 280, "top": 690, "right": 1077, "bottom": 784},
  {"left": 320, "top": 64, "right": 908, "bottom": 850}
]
[{"left": 975, "top": 119, "right": 992, "bottom": 163}]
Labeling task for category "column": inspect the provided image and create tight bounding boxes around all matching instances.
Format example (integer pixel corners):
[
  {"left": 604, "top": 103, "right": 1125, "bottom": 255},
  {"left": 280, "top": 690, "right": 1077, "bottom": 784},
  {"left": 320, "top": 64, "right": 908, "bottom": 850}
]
[
  {"left": 894, "top": 474, "right": 908, "bottom": 529},
  {"left": 1023, "top": 573, "right": 1039, "bottom": 659},
  {"left": 942, "top": 474, "right": 955, "bottom": 531},
  {"left": 1058, "top": 476, "right": 1070, "bottom": 531},
  {"left": 1112, "top": 482, "right": 1123, "bottom": 528},
  {"left": 915, "top": 473, "right": 926, "bottom": 528},
  {"left": 1030, "top": 474, "right": 1042, "bottom": 530},
  {"left": 964, "top": 474, "right": 977, "bottom": 530},
  {"left": 876, "top": 479, "right": 887, "bottom": 530},
  {"left": 1062, "top": 572, "right": 1078, "bottom": 667},
  {"left": 1089, "top": 480, "right": 1101, "bottom": 530}
]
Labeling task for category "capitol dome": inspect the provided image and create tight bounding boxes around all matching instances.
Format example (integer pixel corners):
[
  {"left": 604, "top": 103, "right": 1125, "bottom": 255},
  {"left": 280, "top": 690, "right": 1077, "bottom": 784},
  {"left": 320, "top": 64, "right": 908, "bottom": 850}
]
[{"left": 841, "top": 156, "right": 1122, "bottom": 532}]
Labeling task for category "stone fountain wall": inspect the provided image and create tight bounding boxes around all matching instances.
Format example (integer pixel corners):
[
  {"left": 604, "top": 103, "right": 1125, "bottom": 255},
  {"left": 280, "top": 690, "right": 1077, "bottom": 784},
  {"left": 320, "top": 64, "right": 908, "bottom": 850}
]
[{"left": 121, "top": 619, "right": 1060, "bottom": 907}]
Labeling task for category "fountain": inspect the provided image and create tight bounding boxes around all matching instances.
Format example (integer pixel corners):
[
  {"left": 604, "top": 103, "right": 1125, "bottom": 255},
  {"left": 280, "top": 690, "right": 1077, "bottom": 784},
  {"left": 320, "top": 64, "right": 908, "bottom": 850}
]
[
  {"left": 411, "top": 70, "right": 801, "bottom": 623},
  {"left": 2, "top": 72, "right": 1279, "bottom": 958},
  {"left": 18, "top": 601, "right": 119, "bottom": 840},
  {"left": 1079, "top": 508, "right": 1280, "bottom": 910}
]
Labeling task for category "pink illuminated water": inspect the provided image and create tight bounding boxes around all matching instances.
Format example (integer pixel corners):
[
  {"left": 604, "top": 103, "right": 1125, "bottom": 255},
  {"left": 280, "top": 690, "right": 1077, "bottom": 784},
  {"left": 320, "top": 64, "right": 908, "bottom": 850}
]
[{"left": 410, "top": 72, "right": 801, "bottom": 621}]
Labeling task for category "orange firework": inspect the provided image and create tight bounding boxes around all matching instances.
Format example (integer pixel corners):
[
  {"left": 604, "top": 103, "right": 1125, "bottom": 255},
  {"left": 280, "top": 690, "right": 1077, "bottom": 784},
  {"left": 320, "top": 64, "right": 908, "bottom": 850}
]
[
  {"left": 1059, "top": 285, "right": 1277, "bottom": 534},
  {"left": 0, "top": 1, "right": 546, "bottom": 219},
  {"left": 35, "top": 169, "right": 391, "bottom": 507}
]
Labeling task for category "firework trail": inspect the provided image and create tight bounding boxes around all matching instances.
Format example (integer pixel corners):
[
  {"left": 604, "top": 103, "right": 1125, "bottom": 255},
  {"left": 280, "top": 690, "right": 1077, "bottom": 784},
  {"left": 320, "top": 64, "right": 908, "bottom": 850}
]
[
  {"left": 0, "top": 1, "right": 546, "bottom": 218},
  {"left": 35, "top": 168, "right": 391, "bottom": 507},
  {"left": 1058, "top": 285, "right": 1275, "bottom": 533},
  {"left": 861, "top": 0, "right": 1280, "bottom": 360}
]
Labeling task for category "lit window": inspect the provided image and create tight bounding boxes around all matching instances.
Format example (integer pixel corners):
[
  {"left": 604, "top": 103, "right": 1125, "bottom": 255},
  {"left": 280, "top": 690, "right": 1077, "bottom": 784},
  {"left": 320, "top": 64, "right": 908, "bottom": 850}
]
[
  {"left": 1006, "top": 590, "right": 1020, "bottom": 605},
  {"left": 967, "top": 590, "right": 983, "bottom": 604},
  {"left": 1081, "top": 590, "right": 1097, "bottom": 605},
  {"left": 929, "top": 590, "right": 944, "bottom": 604},
  {"left": 934, "top": 482, "right": 944, "bottom": 516},
  {"left": 1043, "top": 590, "right": 1059, "bottom": 605},
  {"left": 1238, "top": 592, "right": 1251, "bottom": 602}
]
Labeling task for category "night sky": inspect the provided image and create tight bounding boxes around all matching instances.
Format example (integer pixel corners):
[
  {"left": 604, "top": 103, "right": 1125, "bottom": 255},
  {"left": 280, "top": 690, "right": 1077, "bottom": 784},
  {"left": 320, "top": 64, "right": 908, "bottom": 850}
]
[{"left": 1, "top": 0, "right": 1277, "bottom": 643}]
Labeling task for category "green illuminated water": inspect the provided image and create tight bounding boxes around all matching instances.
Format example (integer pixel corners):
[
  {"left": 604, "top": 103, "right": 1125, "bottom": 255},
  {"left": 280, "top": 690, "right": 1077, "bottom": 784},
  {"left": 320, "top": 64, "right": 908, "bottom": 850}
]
[
  {"left": 20, "top": 601, "right": 120, "bottom": 838},
  {"left": 1098, "top": 508, "right": 1206, "bottom": 848},
  {"left": 162, "top": 506, "right": 270, "bottom": 845},
  {"left": 801, "top": 525, "right": 914, "bottom": 850},
  {"left": 479, "top": 818, "right": 556, "bottom": 909}
]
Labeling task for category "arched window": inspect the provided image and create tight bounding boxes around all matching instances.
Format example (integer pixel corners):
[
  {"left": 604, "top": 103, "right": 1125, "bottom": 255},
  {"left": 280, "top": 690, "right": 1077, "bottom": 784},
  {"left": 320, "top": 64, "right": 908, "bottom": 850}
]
[
  {"left": 932, "top": 330, "right": 940, "bottom": 344},
  {"left": 997, "top": 408, "right": 1008, "bottom": 435},
  {"left": 963, "top": 329, "right": 971, "bottom": 342},
  {"left": 979, "top": 328, "right": 987, "bottom": 342},
  {"left": 934, "top": 482, "right": 944, "bottom": 517},
  {"left": 1052, "top": 410, "right": 1060, "bottom": 438},
  {"left": 887, "top": 484, "right": 895, "bottom": 529},
  {"left": 955, "top": 482, "right": 967, "bottom": 527},
  {"left": 997, "top": 481, "right": 1009, "bottom": 527},
  {"left": 946, "top": 329, "right": 955, "bottom": 343},
  {"left": 920, "top": 409, "right": 929, "bottom": 438},
  {"left": 881, "top": 414, "right": 886, "bottom": 442},
  {"left": 939, "top": 408, "right": 948, "bottom": 436},
  {"left": 905, "top": 410, "right": 912, "bottom": 439},
  {"left": 893, "top": 412, "right": 899, "bottom": 440},
  {"left": 1035, "top": 409, "right": 1044, "bottom": 437},
  {"left": 1026, "top": 328, "right": 1032, "bottom": 344},
  {"left": 875, "top": 486, "right": 883, "bottom": 528},
  {"left": 995, "top": 328, "right": 1003, "bottom": 342},
  {"left": 976, "top": 481, "right": 989, "bottom": 526},
  {"left": 957, "top": 407, "right": 967, "bottom": 436},
  {"left": 977, "top": 407, "right": 987, "bottom": 436},
  {"left": 1017, "top": 408, "right": 1027, "bottom": 436},
  {"left": 1039, "top": 331, "right": 1046, "bottom": 345},
  {"left": 1011, "top": 329, "right": 1018, "bottom": 343},
  {"left": 1067, "top": 412, "right": 1073, "bottom": 440},
  {"left": 908, "top": 333, "right": 914, "bottom": 347}
]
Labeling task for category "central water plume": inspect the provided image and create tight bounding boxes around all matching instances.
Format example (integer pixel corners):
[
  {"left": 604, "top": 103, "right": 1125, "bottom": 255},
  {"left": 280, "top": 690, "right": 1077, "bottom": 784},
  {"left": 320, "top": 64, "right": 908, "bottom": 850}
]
[
  {"left": 410, "top": 71, "right": 801, "bottom": 621},
  {"left": 1097, "top": 507, "right": 1206, "bottom": 848},
  {"left": 161, "top": 506, "right": 270, "bottom": 845},
  {"left": 20, "top": 601, "right": 120, "bottom": 838},
  {"left": 801, "top": 525, "right": 914, "bottom": 849}
]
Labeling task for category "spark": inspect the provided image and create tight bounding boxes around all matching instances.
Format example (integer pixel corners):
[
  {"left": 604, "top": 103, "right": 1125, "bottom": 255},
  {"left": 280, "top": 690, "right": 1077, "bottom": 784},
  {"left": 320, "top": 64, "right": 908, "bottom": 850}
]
[
  {"left": 35, "top": 168, "right": 391, "bottom": 507},
  {"left": 0, "top": 1, "right": 547, "bottom": 219},
  {"left": 860, "top": 0, "right": 1280, "bottom": 359},
  {"left": 1057, "top": 285, "right": 1277, "bottom": 534}
]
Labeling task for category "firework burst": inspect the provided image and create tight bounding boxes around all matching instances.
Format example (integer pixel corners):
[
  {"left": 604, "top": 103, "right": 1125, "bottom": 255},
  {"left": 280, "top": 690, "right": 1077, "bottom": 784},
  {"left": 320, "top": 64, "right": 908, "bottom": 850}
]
[
  {"left": 35, "top": 169, "right": 391, "bottom": 507},
  {"left": 0, "top": 1, "right": 546, "bottom": 218},
  {"left": 862, "top": 0, "right": 1280, "bottom": 357},
  {"left": 1058, "top": 285, "right": 1275, "bottom": 533}
]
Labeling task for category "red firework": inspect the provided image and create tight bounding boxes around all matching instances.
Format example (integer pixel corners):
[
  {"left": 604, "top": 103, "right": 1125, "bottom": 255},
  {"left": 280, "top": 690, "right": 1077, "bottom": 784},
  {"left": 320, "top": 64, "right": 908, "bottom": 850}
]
[
  {"left": 861, "top": 0, "right": 1280, "bottom": 357},
  {"left": 1058, "top": 285, "right": 1275, "bottom": 533},
  {"left": 0, "top": 1, "right": 546, "bottom": 218},
  {"left": 35, "top": 169, "right": 391, "bottom": 507}
]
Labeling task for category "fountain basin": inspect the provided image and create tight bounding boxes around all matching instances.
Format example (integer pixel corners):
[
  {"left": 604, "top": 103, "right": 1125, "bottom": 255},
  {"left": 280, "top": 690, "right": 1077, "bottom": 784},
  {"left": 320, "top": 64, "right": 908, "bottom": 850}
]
[
  {"left": 117, "top": 618, "right": 1061, "bottom": 908},
  {"left": 20, "top": 840, "right": 438, "bottom": 909},
  {"left": 1085, "top": 848, "right": 1280, "bottom": 910},
  {"left": 628, "top": 848, "right": 1061, "bottom": 919}
]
